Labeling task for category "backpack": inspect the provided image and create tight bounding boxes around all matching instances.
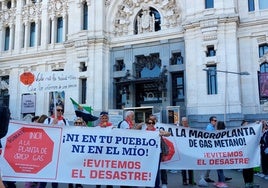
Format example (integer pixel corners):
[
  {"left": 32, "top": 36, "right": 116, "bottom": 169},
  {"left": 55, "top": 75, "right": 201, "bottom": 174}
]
[
  {"left": 0, "top": 106, "right": 10, "bottom": 139},
  {"left": 47, "top": 117, "right": 66, "bottom": 125},
  {"left": 117, "top": 120, "right": 126, "bottom": 128}
]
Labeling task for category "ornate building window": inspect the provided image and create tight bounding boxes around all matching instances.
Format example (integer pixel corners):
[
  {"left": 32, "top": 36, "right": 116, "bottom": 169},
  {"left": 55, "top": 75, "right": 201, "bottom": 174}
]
[
  {"left": 134, "top": 53, "right": 161, "bottom": 78},
  {"left": 114, "top": 59, "right": 125, "bottom": 71},
  {"left": 79, "top": 62, "right": 87, "bottom": 72},
  {"left": 0, "top": 76, "right": 9, "bottom": 107},
  {"left": 170, "top": 52, "right": 183, "bottom": 65},
  {"left": 48, "top": 20, "right": 52, "bottom": 44},
  {"left": 4, "top": 26, "right": 10, "bottom": 51},
  {"left": 30, "top": 22, "right": 36, "bottom": 47},
  {"left": 206, "top": 45, "right": 216, "bottom": 57},
  {"left": 248, "top": 0, "right": 255, "bottom": 11},
  {"left": 172, "top": 72, "right": 184, "bottom": 101},
  {"left": 22, "top": 24, "right": 25, "bottom": 48},
  {"left": 56, "top": 17, "right": 63, "bottom": 43},
  {"left": 134, "top": 7, "right": 161, "bottom": 35},
  {"left": 7, "top": 0, "right": 11, "bottom": 9},
  {"left": 80, "top": 78, "right": 87, "bottom": 104},
  {"left": 82, "top": 1, "right": 88, "bottom": 30},
  {"left": 205, "top": 0, "right": 214, "bottom": 9},
  {"left": 206, "top": 65, "right": 217, "bottom": 95},
  {"left": 259, "top": 63, "right": 268, "bottom": 100}
]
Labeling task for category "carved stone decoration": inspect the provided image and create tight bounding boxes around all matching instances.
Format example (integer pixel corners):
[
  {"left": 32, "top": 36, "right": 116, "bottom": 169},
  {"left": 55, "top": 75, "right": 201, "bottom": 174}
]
[
  {"left": 0, "top": 80, "right": 9, "bottom": 90},
  {"left": 105, "top": 0, "right": 111, "bottom": 6},
  {"left": 259, "top": 52, "right": 268, "bottom": 65},
  {"left": 134, "top": 53, "right": 161, "bottom": 78},
  {"left": 1, "top": 8, "right": 16, "bottom": 26},
  {"left": 48, "top": 0, "right": 69, "bottom": 17},
  {"left": 137, "top": 5, "right": 155, "bottom": 33},
  {"left": 113, "top": 0, "right": 180, "bottom": 36},
  {"left": 21, "top": 2, "right": 42, "bottom": 21}
]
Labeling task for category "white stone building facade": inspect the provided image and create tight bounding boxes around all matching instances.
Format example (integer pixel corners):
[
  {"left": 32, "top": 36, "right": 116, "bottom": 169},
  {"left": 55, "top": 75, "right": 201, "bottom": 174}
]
[{"left": 0, "top": 0, "right": 268, "bottom": 127}]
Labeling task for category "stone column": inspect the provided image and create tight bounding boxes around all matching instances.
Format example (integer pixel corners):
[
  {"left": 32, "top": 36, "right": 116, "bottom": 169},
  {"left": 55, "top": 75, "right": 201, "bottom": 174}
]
[
  {"left": 24, "top": 22, "right": 30, "bottom": 48},
  {"left": 9, "top": 24, "right": 15, "bottom": 50},
  {"left": 35, "top": 20, "right": 39, "bottom": 47},
  {"left": 62, "top": 14, "right": 67, "bottom": 42},
  {"left": 51, "top": 17, "right": 55, "bottom": 44}
]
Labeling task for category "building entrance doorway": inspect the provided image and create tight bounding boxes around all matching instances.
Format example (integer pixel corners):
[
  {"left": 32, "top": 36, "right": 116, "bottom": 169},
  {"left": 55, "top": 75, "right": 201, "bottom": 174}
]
[{"left": 135, "top": 79, "right": 162, "bottom": 107}]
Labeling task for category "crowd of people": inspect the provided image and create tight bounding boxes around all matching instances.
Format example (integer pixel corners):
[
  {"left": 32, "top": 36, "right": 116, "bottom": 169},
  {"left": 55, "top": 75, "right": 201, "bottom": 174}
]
[{"left": 1, "top": 104, "right": 268, "bottom": 188}]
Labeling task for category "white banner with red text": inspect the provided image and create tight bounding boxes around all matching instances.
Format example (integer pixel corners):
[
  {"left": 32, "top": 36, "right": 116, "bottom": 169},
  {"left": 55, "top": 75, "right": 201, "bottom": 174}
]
[
  {"left": 0, "top": 121, "right": 262, "bottom": 186},
  {"left": 0, "top": 121, "right": 160, "bottom": 186},
  {"left": 158, "top": 123, "right": 262, "bottom": 170}
]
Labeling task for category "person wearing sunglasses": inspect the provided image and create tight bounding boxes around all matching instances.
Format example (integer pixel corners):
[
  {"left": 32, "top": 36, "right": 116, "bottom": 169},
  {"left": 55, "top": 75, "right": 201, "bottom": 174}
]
[
  {"left": 202, "top": 116, "right": 218, "bottom": 183},
  {"left": 201, "top": 116, "right": 232, "bottom": 186},
  {"left": 44, "top": 105, "right": 69, "bottom": 126},
  {"left": 42, "top": 105, "right": 69, "bottom": 188},
  {"left": 74, "top": 117, "right": 86, "bottom": 126},
  {"left": 145, "top": 118, "right": 170, "bottom": 188}
]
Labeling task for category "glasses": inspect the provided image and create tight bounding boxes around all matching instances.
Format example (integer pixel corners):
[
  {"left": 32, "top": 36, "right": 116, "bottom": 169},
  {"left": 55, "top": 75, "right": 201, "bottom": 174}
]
[
  {"left": 75, "top": 122, "right": 83, "bottom": 125},
  {"left": 57, "top": 109, "right": 63, "bottom": 112},
  {"left": 147, "top": 122, "right": 155, "bottom": 125},
  {"left": 212, "top": 119, "right": 217, "bottom": 122}
]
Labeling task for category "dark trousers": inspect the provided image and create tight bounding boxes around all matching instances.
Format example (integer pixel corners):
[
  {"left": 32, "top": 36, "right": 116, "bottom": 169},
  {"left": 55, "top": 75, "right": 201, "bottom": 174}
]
[
  {"left": 243, "top": 168, "right": 254, "bottom": 184},
  {"left": 182, "top": 170, "right": 194, "bottom": 184},
  {"left": 261, "top": 150, "right": 268, "bottom": 175},
  {"left": 3, "top": 181, "right": 16, "bottom": 188},
  {"left": 38, "top": 182, "right": 63, "bottom": 188},
  {"left": 96, "top": 186, "right": 113, "bottom": 188},
  {"left": 161, "top": 170, "right": 168, "bottom": 184}
]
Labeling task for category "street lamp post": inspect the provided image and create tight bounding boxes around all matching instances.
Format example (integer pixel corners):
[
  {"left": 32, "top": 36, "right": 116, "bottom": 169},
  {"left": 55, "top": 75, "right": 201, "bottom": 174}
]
[{"left": 202, "top": 68, "right": 250, "bottom": 123}]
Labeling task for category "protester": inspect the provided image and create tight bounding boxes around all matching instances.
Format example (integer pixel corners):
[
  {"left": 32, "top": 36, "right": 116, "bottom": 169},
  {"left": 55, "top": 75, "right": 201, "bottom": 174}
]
[
  {"left": 97, "top": 111, "right": 113, "bottom": 128},
  {"left": 44, "top": 105, "right": 69, "bottom": 126},
  {"left": 74, "top": 117, "right": 86, "bottom": 127},
  {"left": 203, "top": 116, "right": 217, "bottom": 183},
  {"left": 0, "top": 106, "right": 10, "bottom": 188},
  {"left": 203, "top": 116, "right": 232, "bottom": 184},
  {"left": 95, "top": 112, "right": 113, "bottom": 188},
  {"left": 260, "top": 120, "right": 268, "bottom": 181},
  {"left": 214, "top": 121, "right": 228, "bottom": 188},
  {"left": 118, "top": 110, "right": 142, "bottom": 130},
  {"left": 41, "top": 105, "right": 69, "bottom": 188},
  {"left": 150, "top": 115, "right": 168, "bottom": 188},
  {"left": 180, "top": 117, "right": 195, "bottom": 185},
  {"left": 242, "top": 120, "right": 259, "bottom": 188},
  {"left": 145, "top": 117, "right": 170, "bottom": 188}
]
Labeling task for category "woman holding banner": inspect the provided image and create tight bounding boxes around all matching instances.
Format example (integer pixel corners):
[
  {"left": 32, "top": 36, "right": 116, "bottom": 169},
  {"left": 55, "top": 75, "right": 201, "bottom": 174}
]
[{"left": 145, "top": 117, "right": 170, "bottom": 188}]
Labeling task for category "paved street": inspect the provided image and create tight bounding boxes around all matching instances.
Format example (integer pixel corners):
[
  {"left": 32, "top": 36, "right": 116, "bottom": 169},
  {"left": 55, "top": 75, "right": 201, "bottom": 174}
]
[{"left": 11, "top": 169, "right": 267, "bottom": 188}]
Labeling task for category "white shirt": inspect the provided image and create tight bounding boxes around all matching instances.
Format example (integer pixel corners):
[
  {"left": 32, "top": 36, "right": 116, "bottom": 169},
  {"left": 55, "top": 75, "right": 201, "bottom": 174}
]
[{"left": 43, "top": 117, "right": 69, "bottom": 126}]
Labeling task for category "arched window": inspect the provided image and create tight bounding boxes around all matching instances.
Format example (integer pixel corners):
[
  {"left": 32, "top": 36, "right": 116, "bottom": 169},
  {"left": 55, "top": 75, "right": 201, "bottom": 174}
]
[
  {"left": 4, "top": 27, "right": 10, "bottom": 51},
  {"left": 134, "top": 7, "right": 161, "bottom": 35},
  {"left": 259, "top": 62, "right": 268, "bottom": 99},
  {"left": 56, "top": 17, "right": 63, "bottom": 43},
  {"left": 82, "top": 1, "right": 88, "bottom": 30},
  {"left": 259, "top": 43, "right": 268, "bottom": 57}
]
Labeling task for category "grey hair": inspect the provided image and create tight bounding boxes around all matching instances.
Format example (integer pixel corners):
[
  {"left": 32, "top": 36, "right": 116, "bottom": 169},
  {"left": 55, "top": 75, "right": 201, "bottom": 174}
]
[
  {"left": 125, "top": 110, "right": 134, "bottom": 118},
  {"left": 181, "top": 117, "right": 188, "bottom": 121}
]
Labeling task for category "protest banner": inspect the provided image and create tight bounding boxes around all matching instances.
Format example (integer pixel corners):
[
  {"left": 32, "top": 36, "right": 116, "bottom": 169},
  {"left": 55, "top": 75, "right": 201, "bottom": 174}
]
[
  {"left": 158, "top": 123, "right": 262, "bottom": 170},
  {"left": 0, "top": 121, "right": 262, "bottom": 186},
  {"left": 19, "top": 71, "right": 78, "bottom": 93},
  {"left": 0, "top": 121, "right": 160, "bottom": 187}
]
